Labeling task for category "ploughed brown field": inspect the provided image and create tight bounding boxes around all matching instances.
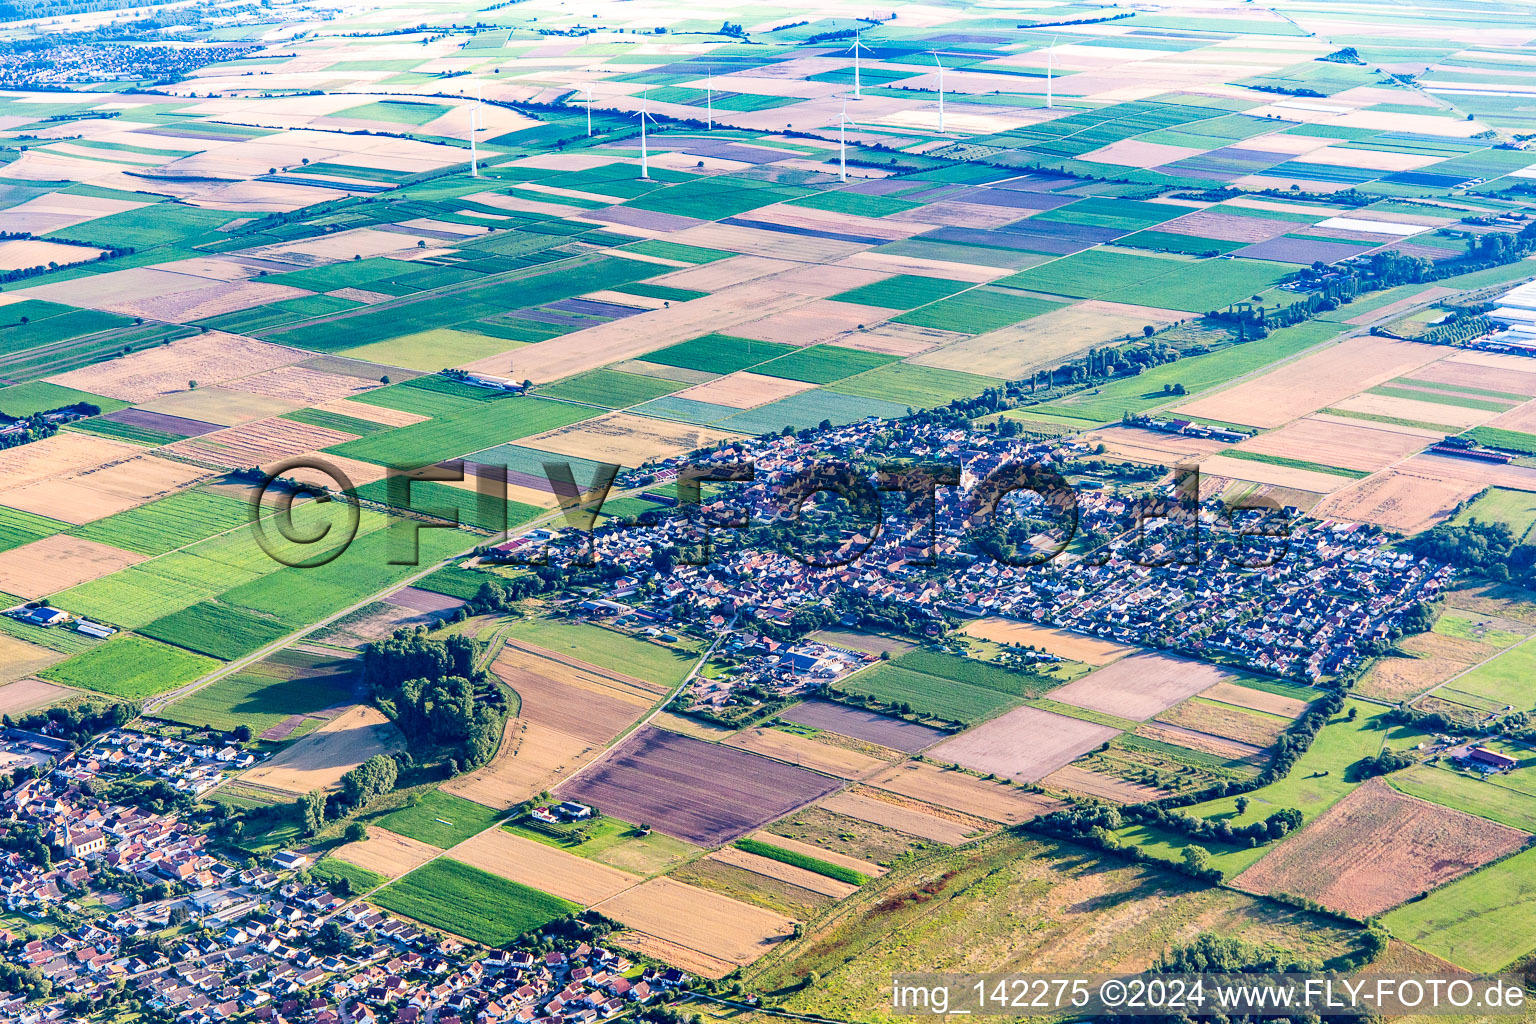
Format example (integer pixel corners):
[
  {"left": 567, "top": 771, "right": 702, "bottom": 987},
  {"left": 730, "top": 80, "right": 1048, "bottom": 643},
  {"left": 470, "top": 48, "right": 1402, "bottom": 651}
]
[
  {"left": 1232, "top": 778, "right": 1528, "bottom": 918},
  {"left": 1049, "top": 651, "right": 1234, "bottom": 721},
  {"left": 555, "top": 726, "right": 840, "bottom": 847},
  {"left": 778, "top": 699, "right": 949, "bottom": 753}
]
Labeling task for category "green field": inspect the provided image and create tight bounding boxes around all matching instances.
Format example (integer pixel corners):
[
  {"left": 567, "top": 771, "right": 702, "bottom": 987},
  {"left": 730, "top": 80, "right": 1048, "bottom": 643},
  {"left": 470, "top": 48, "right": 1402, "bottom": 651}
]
[
  {"left": 0, "top": 381, "right": 127, "bottom": 418},
  {"left": 40, "top": 635, "right": 218, "bottom": 700},
  {"left": 328, "top": 396, "right": 594, "bottom": 466},
  {"left": 893, "top": 288, "right": 1062, "bottom": 334},
  {"left": 70, "top": 490, "right": 251, "bottom": 556},
  {"left": 376, "top": 790, "right": 504, "bottom": 848},
  {"left": 314, "top": 857, "right": 388, "bottom": 894},
  {"left": 829, "top": 275, "right": 971, "bottom": 310},
  {"left": 737, "top": 837, "right": 869, "bottom": 885},
  {"left": 1436, "top": 639, "right": 1536, "bottom": 711},
  {"left": 1120, "top": 698, "right": 1406, "bottom": 878},
  {"left": 1449, "top": 486, "right": 1536, "bottom": 540},
  {"left": 341, "top": 328, "right": 523, "bottom": 372},
  {"left": 337, "top": 99, "right": 450, "bottom": 125},
  {"left": 1389, "top": 763, "right": 1536, "bottom": 833},
  {"left": 156, "top": 648, "right": 358, "bottom": 735},
  {"left": 355, "top": 477, "right": 543, "bottom": 533},
  {"left": 1383, "top": 846, "right": 1536, "bottom": 971},
  {"left": 839, "top": 664, "right": 1019, "bottom": 725},
  {"left": 504, "top": 814, "right": 696, "bottom": 875},
  {"left": 1465, "top": 425, "right": 1536, "bottom": 457},
  {"left": 1002, "top": 249, "right": 1187, "bottom": 299},
  {"left": 506, "top": 615, "right": 700, "bottom": 686},
  {"left": 829, "top": 362, "right": 999, "bottom": 408},
  {"left": 536, "top": 368, "right": 683, "bottom": 408},
  {"left": 373, "top": 858, "right": 579, "bottom": 945},
  {"left": 753, "top": 345, "right": 897, "bottom": 384},
  {"left": 138, "top": 601, "right": 292, "bottom": 661},
  {"left": 0, "top": 506, "right": 67, "bottom": 554},
  {"left": 644, "top": 333, "right": 794, "bottom": 375}
]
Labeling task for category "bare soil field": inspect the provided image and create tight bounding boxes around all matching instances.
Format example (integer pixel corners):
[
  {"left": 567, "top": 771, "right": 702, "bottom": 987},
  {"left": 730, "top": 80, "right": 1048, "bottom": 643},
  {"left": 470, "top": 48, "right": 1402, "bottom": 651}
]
[
  {"left": 453, "top": 828, "right": 641, "bottom": 905},
  {"left": 166, "top": 417, "right": 358, "bottom": 469},
  {"left": 929, "top": 705, "right": 1120, "bottom": 782},
  {"left": 5, "top": 450, "right": 208, "bottom": 525},
  {"left": 707, "top": 847, "right": 860, "bottom": 899},
  {"left": 961, "top": 619, "right": 1134, "bottom": 665},
  {"left": 0, "top": 535, "right": 148, "bottom": 599},
  {"left": 492, "top": 641, "right": 657, "bottom": 739},
  {"left": 239, "top": 704, "right": 405, "bottom": 796},
  {"left": 1328, "top": 391, "right": 1494, "bottom": 430},
  {"left": 1233, "top": 779, "right": 1528, "bottom": 918},
  {"left": 1158, "top": 209, "right": 1301, "bottom": 243},
  {"left": 1079, "top": 425, "right": 1229, "bottom": 465},
  {"left": 525, "top": 412, "right": 740, "bottom": 467},
  {"left": 1201, "top": 681, "right": 1309, "bottom": 718},
  {"left": 50, "top": 333, "right": 307, "bottom": 402},
  {"left": 1154, "top": 698, "right": 1290, "bottom": 748},
  {"left": 1174, "top": 336, "right": 1444, "bottom": 429},
  {"left": 1431, "top": 351, "right": 1536, "bottom": 397},
  {"left": 1043, "top": 764, "right": 1168, "bottom": 804},
  {"left": 1315, "top": 466, "right": 1484, "bottom": 534},
  {"left": 0, "top": 675, "right": 75, "bottom": 713},
  {"left": 730, "top": 300, "right": 889, "bottom": 348},
  {"left": 868, "top": 760, "right": 1063, "bottom": 824},
  {"left": 777, "top": 699, "right": 949, "bottom": 753},
  {"left": 835, "top": 250, "right": 1006, "bottom": 284},
  {"left": 818, "top": 790, "right": 977, "bottom": 845},
  {"left": 1050, "top": 651, "right": 1234, "bottom": 721},
  {"left": 1486, "top": 399, "right": 1536, "bottom": 434},
  {"left": 0, "top": 238, "right": 104, "bottom": 271},
  {"left": 333, "top": 827, "right": 439, "bottom": 879},
  {"left": 913, "top": 300, "right": 1183, "bottom": 379},
  {"left": 595, "top": 877, "right": 795, "bottom": 970},
  {"left": 1231, "top": 416, "right": 1427, "bottom": 473},
  {"left": 836, "top": 322, "right": 957, "bottom": 357},
  {"left": 315, "top": 399, "right": 429, "bottom": 427},
  {"left": 675, "top": 371, "right": 817, "bottom": 409},
  {"left": 724, "top": 727, "right": 890, "bottom": 779},
  {"left": 556, "top": 726, "right": 840, "bottom": 847}
]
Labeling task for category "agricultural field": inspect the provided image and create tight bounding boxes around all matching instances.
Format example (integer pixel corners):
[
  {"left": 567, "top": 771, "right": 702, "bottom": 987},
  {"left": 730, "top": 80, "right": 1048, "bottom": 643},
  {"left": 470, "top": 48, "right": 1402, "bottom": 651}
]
[
  {"left": 555, "top": 726, "right": 840, "bottom": 846},
  {"left": 39, "top": 635, "right": 217, "bottom": 700},
  {"left": 503, "top": 616, "right": 700, "bottom": 687},
  {"left": 375, "top": 789, "right": 506, "bottom": 849},
  {"left": 373, "top": 858, "right": 579, "bottom": 946},
  {"left": 1382, "top": 846, "right": 1536, "bottom": 972},
  {"left": 1048, "top": 652, "right": 1238, "bottom": 721},
  {"left": 155, "top": 647, "right": 358, "bottom": 737},
  {"left": 1232, "top": 779, "right": 1528, "bottom": 918},
  {"left": 929, "top": 705, "right": 1120, "bottom": 783}
]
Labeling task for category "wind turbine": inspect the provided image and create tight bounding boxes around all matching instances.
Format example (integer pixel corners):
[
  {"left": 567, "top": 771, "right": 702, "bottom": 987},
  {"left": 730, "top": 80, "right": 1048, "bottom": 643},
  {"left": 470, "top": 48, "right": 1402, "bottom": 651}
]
[
  {"left": 838, "top": 97, "right": 851, "bottom": 182},
  {"left": 584, "top": 84, "right": 593, "bottom": 137},
  {"left": 469, "top": 81, "right": 481, "bottom": 177},
  {"left": 706, "top": 68, "right": 714, "bottom": 131},
  {"left": 932, "top": 50, "right": 945, "bottom": 133},
  {"left": 1046, "top": 35, "right": 1057, "bottom": 110},
  {"left": 848, "top": 30, "right": 870, "bottom": 99},
  {"left": 636, "top": 91, "right": 658, "bottom": 180}
]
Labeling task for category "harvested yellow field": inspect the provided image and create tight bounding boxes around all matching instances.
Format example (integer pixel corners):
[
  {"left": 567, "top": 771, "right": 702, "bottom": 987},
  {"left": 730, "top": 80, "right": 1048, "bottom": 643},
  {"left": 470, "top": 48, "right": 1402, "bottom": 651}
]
[
  {"left": 961, "top": 618, "right": 1134, "bottom": 665},
  {"left": 707, "top": 847, "right": 859, "bottom": 899},
  {"left": 611, "top": 930, "right": 737, "bottom": 980},
  {"left": 870, "top": 761, "right": 1063, "bottom": 824},
  {"left": 1201, "top": 681, "right": 1308, "bottom": 718},
  {"left": 651, "top": 711, "right": 737, "bottom": 740},
  {"left": 1080, "top": 425, "right": 1228, "bottom": 465},
  {"left": 49, "top": 332, "right": 307, "bottom": 402},
  {"left": 138, "top": 386, "right": 303, "bottom": 427},
  {"left": 521, "top": 412, "right": 739, "bottom": 467},
  {"left": 1314, "top": 467, "right": 1484, "bottom": 534},
  {"left": 444, "top": 718, "right": 599, "bottom": 809},
  {"left": 818, "top": 790, "right": 978, "bottom": 845},
  {"left": 675, "top": 371, "right": 817, "bottom": 409},
  {"left": 0, "top": 535, "right": 148, "bottom": 599},
  {"left": 165, "top": 417, "right": 358, "bottom": 469},
  {"left": 452, "top": 829, "right": 641, "bottom": 905},
  {"left": 914, "top": 300, "right": 1186, "bottom": 379},
  {"left": 1200, "top": 454, "right": 1355, "bottom": 494},
  {"left": 333, "top": 827, "right": 438, "bottom": 880},
  {"left": 1043, "top": 765, "right": 1168, "bottom": 804},
  {"left": 724, "top": 727, "right": 888, "bottom": 779},
  {"left": 595, "top": 877, "right": 795, "bottom": 969},
  {"left": 1230, "top": 416, "right": 1427, "bottom": 473},
  {"left": 731, "top": 300, "right": 890, "bottom": 347},
  {"left": 1329, "top": 391, "right": 1493, "bottom": 430},
  {"left": 239, "top": 705, "right": 404, "bottom": 796},
  {"left": 0, "top": 238, "right": 103, "bottom": 271},
  {"left": 234, "top": 365, "right": 384, "bottom": 404},
  {"left": 0, "top": 675, "right": 75, "bottom": 712},
  {"left": 316, "top": 398, "right": 429, "bottom": 427},
  {"left": 1174, "top": 336, "right": 1444, "bottom": 429}
]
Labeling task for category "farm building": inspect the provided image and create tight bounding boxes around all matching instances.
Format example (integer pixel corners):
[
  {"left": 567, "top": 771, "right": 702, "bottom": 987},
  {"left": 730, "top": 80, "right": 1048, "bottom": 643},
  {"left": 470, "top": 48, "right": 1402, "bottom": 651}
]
[{"left": 1460, "top": 747, "right": 1519, "bottom": 773}]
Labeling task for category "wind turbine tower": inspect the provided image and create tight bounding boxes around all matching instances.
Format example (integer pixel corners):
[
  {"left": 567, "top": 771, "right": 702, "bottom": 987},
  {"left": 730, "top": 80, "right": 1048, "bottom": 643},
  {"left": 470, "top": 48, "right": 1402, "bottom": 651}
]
[
  {"left": 707, "top": 69, "right": 714, "bottom": 130},
  {"left": 469, "top": 82, "right": 481, "bottom": 177},
  {"left": 849, "top": 30, "right": 869, "bottom": 99},
  {"left": 637, "top": 92, "right": 657, "bottom": 180},
  {"left": 932, "top": 50, "right": 945, "bottom": 132},
  {"left": 585, "top": 84, "right": 593, "bottom": 137},
  {"left": 839, "top": 97, "right": 850, "bottom": 182},
  {"left": 1046, "top": 36, "right": 1057, "bottom": 109}
]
